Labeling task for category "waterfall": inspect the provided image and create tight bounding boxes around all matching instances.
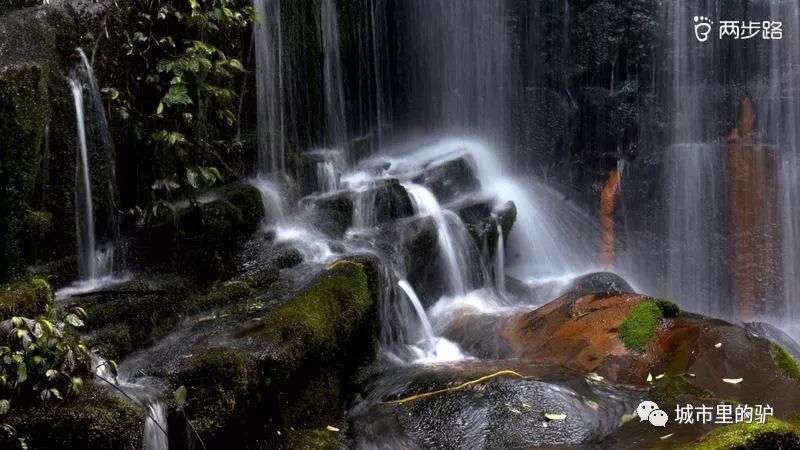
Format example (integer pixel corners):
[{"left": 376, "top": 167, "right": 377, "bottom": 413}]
[
  {"left": 397, "top": 279, "right": 465, "bottom": 363},
  {"left": 316, "top": 161, "right": 338, "bottom": 193},
  {"left": 250, "top": 176, "right": 286, "bottom": 225},
  {"left": 69, "top": 77, "right": 99, "bottom": 281},
  {"left": 397, "top": 279, "right": 435, "bottom": 343},
  {"left": 769, "top": 1, "right": 800, "bottom": 331},
  {"left": 143, "top": 401, "right": 168, "bottom": 450},
  {"left": 397, "top": 0, "right": 512, "bottom": 148},
  {"left": 403, "top": 183, "right": 470, "bottom": 297},
  {"left": 92, "top": 355, "right": 168, "bottom": 450},
  {"left": 320, "top": 0, "right": 347, "bottom": 147},
  {"left": 253, "top": 0, "right": 285, "bottom": 174},
  {"left": 494, "top": 223, "right": 505, "bottom": 294}
]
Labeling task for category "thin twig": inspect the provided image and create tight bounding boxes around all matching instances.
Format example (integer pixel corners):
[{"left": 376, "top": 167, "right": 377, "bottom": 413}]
[{"left": 386, "top": 370, "right": 525, "bottom": 405}]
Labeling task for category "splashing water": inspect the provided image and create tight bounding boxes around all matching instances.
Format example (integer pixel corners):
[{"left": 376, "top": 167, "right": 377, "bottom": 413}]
[
  {"left": 397, "top": 280, "right": 465, "bottom": 363},
  {"left": 404, "top": 183, "right": 471, "bottom": 297}
]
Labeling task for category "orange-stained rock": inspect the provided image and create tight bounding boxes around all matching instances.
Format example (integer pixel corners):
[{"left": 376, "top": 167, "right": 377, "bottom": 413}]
[
  {"left": 499, "top": 290, "right": 800, "bottom": 417},
  {"left": 501, "top": 292, "right": 650, "bottom": 384}
]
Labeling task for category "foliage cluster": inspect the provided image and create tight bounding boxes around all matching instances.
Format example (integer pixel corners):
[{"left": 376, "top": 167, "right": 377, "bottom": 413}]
[
  {"left": 104, "top": 0, "right": 255, "bottom": 219},
  {"left": 0, "top": 278, "right": 91, "bottom": 445}
]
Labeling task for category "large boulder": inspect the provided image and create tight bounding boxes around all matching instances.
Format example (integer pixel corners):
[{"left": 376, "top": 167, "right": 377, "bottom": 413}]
[
  {"left": 500, "top": 291, "right": 800, "bottom": 422},
  {"left": 136, "top": 182, "right": 264, "bottom": 282},
  {"left": 125, "top": 259, "right": 380, "bottom": 447},
  {"left": 412, "top": 154, "right": 481, "bottom": 203},
  {"left": 305, "top": 178, "right": 414, "bottom": 234},
  {"left": 76, "top": 275, "right": 254, "bottom": 361}
]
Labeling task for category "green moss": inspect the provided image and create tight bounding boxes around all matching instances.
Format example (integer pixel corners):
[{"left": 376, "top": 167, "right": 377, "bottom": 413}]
[
  {"left": 652, "top": 298, "right": 680, "bottom": 318},
  {"left": 0, "top": 276, "right": 53, "bottom": 318},
  {"left": 219, "top": 182, "right": 264, "bottom": 232},
  {"left": 281, "top": 428, "right": 340, "bottom": 450},
  {"left": 194, "top": 280, "right": 251, "bottom": 311},
  {"left": 619, "top": 300, "right": 664, "bottom": 351},
  {"left": 683, "top": 419, "right": 800, "bottom": 450},
  {"left": 174, "top": 347, "right": 256, "bottom": 436},
  {"left": 0, "top": 385, "right": 145, "bottom": 449},
  {"left": 261, "top": 260, "right": 373, "bottom": 367},
  {"left": 650, "top": 374, "right": 713, "bottom": 404},
  {"left": 772, "top": 343, "right": 800, "bottom": 382},
  {"left": 0, "top": 63, "right": 45, "bottom": 281}
]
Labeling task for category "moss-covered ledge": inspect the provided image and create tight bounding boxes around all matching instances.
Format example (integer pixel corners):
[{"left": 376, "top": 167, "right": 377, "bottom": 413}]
[
  {"left": 260, "top": 259, "right": 375, "bottom": 370},
  {"left": 168, "top": 258, "right": 380, "bottom": 447},
  {"left": 682, "top": 419, "right": 800, "bottom": 449}
]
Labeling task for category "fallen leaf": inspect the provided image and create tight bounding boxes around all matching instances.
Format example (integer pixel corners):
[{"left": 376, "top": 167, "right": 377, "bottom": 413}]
[
  {"left": 544, "top": 413, "right": 566, "bottom": 421},
  {"left": 722, "top": 378, "right": 743, "bottom": 384},
  {"left": 660, "top": 433, "right": 674, "bottom": 440},
  {"left": 647, "top": 373, "right": 653, "bottom": 383},
  {"left": 587, "top": 372, "right": 604, "bottom": 382},
  {"left": 522, "top": 403, "right": 532, "bottom": 412},
  {"left": 508, "top": 407, "right": 523, "bottom": 415},
  {"left": 714, "top": 343, "right": 722, "bottom": 348},
  {"left": 655, "top": 373, "right": 665, "bottom": 379},
  {"left": 326, "top": 425, "right": 340, "bottom": 432}
]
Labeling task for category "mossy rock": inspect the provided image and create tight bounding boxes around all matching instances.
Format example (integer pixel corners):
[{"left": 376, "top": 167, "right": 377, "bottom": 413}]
[
  {"left": 81, "top": 275, "right": 253, "bottom": 361},
  {"left": 650, "top": 374, "right": 714, "bottom": 405},
  {"left": 0, "top": 63, "right": 45, "bottom": 282},
  {"left": 280, "top": 428, "right": 341, "bottom": 450},
  {"left": 0, "top": 276, "right": 53, "bottom": 318},
  {"left": 260, "top": 260, "right": 375, "bottom": 370},
  {"left": 772, "top": 343, "right": 800, "bottom": 382},
  {"left": 618, "top": 298, "right": 679, "bottom": 351},
  {"left": 0, "top": 385, "right": 145, "bottom": 449},
  {"left": 172, "top": 347, "right": 256, "bottom": 441},
  {"left": 218, "top": 182, "right": 265, "bottom": 232},
  {"left": 683, "top": 419, "right": 800, "bottom": 449}
]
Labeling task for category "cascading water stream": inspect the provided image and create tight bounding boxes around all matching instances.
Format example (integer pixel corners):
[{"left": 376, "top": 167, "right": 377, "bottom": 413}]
[
  {"left": 397, "top": 279, "right": 465, "bottom": 363},
  {"left": 403, "top": 183, "right": 469, "bottom": 297},
  {"left": 320, "top": 0, "right": 347, "bottom": 146},
  {"left": 494, "top": 222, "right": 506, "bottom": 295},
  {"left": 68, "top": 77, "right": 98, "bottom": 282},
  {"left": 92, "top": 355, "right": 168, "bottom": 450},
  {"left": 253, "top": 0, "right": 285, "bottom": 173}
]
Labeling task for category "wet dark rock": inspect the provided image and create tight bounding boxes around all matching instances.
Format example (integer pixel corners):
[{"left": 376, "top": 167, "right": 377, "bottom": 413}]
[
  {"left": 305, "top": 178, "right": 414, "bottom": 233},
  {"left": 268, "top": 244, "right": 304, "bottom": 269},
  {"left": 453, "top": 197, "right": 517, "bottom": 259},
  {"left": 413, "top": 154, "right": 481, "bottom": 203},
  {"left": 745, "top": 321, "right": 800, "bottom": 363},
  {"left": 76, "top": 274, "right": 255, "bottom": 361},
  {"left": 568, "top": 271, "right": 635, "bottom": 297},
  {"left": 134, "top": 182, "right": 264, "bottom": 282},
  {"left": 351, "top": 362, "right": 638, "bottom": 449}
]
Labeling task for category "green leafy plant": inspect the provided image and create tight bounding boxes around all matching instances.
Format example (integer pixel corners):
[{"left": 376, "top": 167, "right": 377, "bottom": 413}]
[
  {"left": 0, "top": 280, "right": 91, "bottom": 445},
  {"left": 105, "top": 0, "right": 254, "bottom": 219}
]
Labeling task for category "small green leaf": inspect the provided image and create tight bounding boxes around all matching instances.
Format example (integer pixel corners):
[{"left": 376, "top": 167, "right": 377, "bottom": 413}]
[
  {"left": 65, "top": 314, "right": 84, "bottom": 328},
  {"left": 173, "top": 385, "right": 187, "bottom": 408},
  {"left": 544, "top": 413, "right": 566, "bottom": 421},
  {"left": 46, "top": 369, "right": 58, "bottom": 380},
  {"left": 156, "top": 102, "right": 164, "bottom": 115},
  {"left": 49, "top": 388, "right": 62, "bottom": 400}
]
